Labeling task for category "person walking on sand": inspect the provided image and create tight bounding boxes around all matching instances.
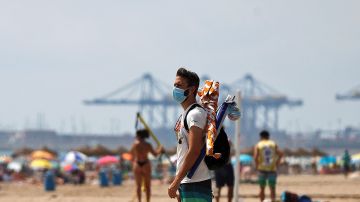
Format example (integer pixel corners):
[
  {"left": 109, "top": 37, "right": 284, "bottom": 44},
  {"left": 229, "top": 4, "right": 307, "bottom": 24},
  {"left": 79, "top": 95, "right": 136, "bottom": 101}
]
[
  {"left": 254, "top": 130, "right": 283, "bottom": 202},
  {"left": 130, "top": 129, "right": 163, "bottom": 202},
  {"left": 214, "top": 139, "right": 234, "bottom": 202},
  {"left": 214, "top": 161, "right": 234, "bottom": 202},
  {"left": 168, "top": 67, "right": 212, "bottom": 202},
  {"left": 342, "top": 149, "right": 351, "bottom": 178}
]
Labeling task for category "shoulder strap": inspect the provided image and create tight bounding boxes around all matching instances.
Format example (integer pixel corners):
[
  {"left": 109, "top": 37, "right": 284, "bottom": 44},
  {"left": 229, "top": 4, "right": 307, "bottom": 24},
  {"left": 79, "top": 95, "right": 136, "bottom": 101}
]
[
  {"left": 184, "top": 103, "right": 203, "bottom": 132},
  {"left": 183, "top": 103, "right": 205, "bottom": 179}
]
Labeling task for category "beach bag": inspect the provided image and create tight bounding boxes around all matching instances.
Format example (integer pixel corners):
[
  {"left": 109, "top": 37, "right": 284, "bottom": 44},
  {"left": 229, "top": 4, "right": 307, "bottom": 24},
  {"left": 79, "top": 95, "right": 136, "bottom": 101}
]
[
  {"left": 184, "top": 104, "right": 230, "bottom": 170},
  {"left": 204, "top": 127, "right": 230, "bottom": 170}
]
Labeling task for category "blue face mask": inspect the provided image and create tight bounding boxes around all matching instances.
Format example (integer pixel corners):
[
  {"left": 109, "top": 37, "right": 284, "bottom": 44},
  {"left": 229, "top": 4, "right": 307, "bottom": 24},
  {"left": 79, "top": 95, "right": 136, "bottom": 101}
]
[{"left": 173, "top": 87, "right": 189, "bottom": 103}]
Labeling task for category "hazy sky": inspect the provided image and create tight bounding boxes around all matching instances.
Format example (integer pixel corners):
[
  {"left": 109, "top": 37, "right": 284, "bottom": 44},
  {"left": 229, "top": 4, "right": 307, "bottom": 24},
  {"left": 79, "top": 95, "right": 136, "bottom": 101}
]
[{"left": 1, "top": 1, "right": 359, "bottom": 135}]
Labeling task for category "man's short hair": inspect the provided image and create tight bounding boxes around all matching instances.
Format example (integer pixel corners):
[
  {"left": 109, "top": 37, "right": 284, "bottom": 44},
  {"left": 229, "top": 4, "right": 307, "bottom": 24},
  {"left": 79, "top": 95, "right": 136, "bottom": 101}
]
[
  {"left": 176, "top": 67, "right": 200, "bottom": 97},
  {"left": 260, "top": 130, "right": 270, "bottom": 139}
]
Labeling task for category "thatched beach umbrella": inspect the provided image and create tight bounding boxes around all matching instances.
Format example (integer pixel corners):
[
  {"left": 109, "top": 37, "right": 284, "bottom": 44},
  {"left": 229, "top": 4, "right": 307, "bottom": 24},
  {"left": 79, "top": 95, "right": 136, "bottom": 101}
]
[
  {"left": 92, "top": 145, "right": 115, "bottom": 156},
  {"left": 12, "top": 147, "right": 34, "bottom": 157},
  {"left": 293, "top": 148, "right": 312, "bottom": 157},
  {"left": 114, "top": 146, "right": 128, "bottom": 155},
  {"left": 311, "top": 148, "right": 327, "bottom": 156},
  {"left": 76, "top": 145, "right": 115, "bottom": 156},
  {"left": 283, "top": 148, "right": 294, "bottom": 156},
  {"left": 75, "top": 145, "right": 93, "bottom": 156},
  {"left": 40, "top": 146, "right": 58, "bottom": 157}
]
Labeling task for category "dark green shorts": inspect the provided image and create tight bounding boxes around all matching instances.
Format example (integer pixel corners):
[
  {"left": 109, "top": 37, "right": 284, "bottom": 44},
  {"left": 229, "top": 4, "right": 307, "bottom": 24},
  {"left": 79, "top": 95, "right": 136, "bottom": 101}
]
[
  {"left": 179, "top": 179, "right": 212, "bottom": 202},
  {"left": 258, "top": 171, "right": 277, "bottom": 188}
]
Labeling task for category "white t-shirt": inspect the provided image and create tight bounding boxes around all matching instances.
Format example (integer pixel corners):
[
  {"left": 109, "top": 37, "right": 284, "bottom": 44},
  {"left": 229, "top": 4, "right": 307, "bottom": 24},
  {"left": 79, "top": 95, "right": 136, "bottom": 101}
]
[{"left": 176, "top": 103, "right": 210, "bottom": 184}]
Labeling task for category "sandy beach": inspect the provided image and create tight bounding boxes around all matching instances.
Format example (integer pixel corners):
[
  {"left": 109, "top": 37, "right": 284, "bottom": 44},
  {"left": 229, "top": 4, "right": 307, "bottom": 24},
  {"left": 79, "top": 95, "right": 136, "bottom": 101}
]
[{"left": 0, "top": 174, "right": 359, "bottom": 202}]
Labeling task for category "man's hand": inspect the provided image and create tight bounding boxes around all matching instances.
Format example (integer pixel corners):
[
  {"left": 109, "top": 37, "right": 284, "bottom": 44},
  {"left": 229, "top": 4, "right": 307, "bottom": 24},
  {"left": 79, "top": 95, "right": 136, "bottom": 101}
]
[{"left": 168, "top": 180, "right": 180, "bottom": 199}]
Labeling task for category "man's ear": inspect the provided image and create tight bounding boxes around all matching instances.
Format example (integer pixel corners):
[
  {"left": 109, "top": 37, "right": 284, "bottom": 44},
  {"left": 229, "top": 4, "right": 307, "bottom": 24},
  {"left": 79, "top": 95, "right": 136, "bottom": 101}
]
[
  {"left": 192, "top": 86, "right": 198, "bottom": 96},
  {"left": 184, "top": 86, "right": 194, "bottom": 96}
]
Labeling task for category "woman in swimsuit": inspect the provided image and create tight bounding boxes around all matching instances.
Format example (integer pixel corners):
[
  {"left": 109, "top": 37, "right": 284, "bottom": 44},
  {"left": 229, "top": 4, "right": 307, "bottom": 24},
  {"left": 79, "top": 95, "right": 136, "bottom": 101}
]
[{"left": 130, "top": 129, "right": 163, "bottom": 202}]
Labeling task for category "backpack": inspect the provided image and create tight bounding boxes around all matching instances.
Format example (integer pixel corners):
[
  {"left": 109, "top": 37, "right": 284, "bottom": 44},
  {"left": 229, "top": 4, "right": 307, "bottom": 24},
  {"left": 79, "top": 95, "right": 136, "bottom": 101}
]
[{"left": 184, "top": 104, "right": 231, "bottom": 171}]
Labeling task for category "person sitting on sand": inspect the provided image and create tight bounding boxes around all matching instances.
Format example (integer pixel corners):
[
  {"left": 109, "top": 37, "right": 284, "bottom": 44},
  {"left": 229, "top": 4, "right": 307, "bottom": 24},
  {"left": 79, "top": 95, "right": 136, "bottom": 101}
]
[{"left": 130, "top": 129, "right": 164, "bottom": 202}]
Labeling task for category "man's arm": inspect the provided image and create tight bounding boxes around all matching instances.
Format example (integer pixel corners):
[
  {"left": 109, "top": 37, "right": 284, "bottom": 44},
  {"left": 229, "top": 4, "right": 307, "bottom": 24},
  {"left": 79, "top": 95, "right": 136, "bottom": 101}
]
[
  {"left": 168, "top": 126, "right": 204, "bottom": 198},
  {"left": 254, "top": 145, "right": 259, "bottom": 170},
  {"left": 173, "top": 126, "right": 204, "bottom": 183}
]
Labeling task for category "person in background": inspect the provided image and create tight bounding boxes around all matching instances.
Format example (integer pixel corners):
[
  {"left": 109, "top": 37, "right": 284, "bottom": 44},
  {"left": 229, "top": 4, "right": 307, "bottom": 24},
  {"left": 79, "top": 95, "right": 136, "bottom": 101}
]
[
  {"left": 214, "top": 159, "right": 234, "bottom": 202},
  {"left": 342, "top": 149, "right": 351, "bottom": 178},
  {"left": 214, "top": 138, "right": 234, "bottom": 202},
  {"left": 254, "top": 130, "right": 283, "bottom": 202},
  {"left": 130, "top": 129, "right": 164, "bottom": 202}
]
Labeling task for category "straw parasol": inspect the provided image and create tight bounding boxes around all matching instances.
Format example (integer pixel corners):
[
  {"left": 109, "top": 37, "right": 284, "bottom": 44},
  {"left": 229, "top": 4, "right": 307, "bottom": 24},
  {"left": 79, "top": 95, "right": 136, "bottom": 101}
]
[
  {"left": 283, "top": 148, "right": 294, "bottom": 156},
  {"left": 40, "top": 146, "right": 58, "bottom": 157},
  {"left": 293, "top": 148, "right": 312, "bottom": 157},
  {"left": 76, "top": 145, "right": 92, "bottom": 156},
  {"left": 12, "top": 147, "right": 34, "bottom": 157},
  {"left": 91, "top": 145, "right": 115, "bottom": 156},
  {"left": 76, "top": 145, "right": 116, "bottom": 156},
  {"left": 311, "top": 148, "right": 327, "bottom": 156},
  {"left": 113, "top": 146, "right": 128, "bottom": 155}
]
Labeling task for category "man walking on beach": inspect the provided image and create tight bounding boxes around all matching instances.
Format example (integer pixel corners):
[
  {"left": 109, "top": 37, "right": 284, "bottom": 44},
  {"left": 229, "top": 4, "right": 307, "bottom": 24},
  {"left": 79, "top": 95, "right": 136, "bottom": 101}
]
[
  {"left": 214, "top": 139, "right": 234, "bottom": 202},
  {"left": 168, "top": 67, "right": 212, "bottom": 202},
  {"left": 254, "top": 130, "right": 283, "bottom": 202},
  {"left": 214, "top": 161, "right": 234, "bottom": 202}
]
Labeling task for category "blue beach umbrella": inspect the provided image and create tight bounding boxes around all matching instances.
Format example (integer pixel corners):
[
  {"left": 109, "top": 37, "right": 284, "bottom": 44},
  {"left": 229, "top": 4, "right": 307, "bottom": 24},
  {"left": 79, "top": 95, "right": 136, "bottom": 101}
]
[
  {"left": 319, "top": 156, "right": 336, "bottom": 166},
  {"left": 231, "top": 154, "right": 253, "bottom": 164}
]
